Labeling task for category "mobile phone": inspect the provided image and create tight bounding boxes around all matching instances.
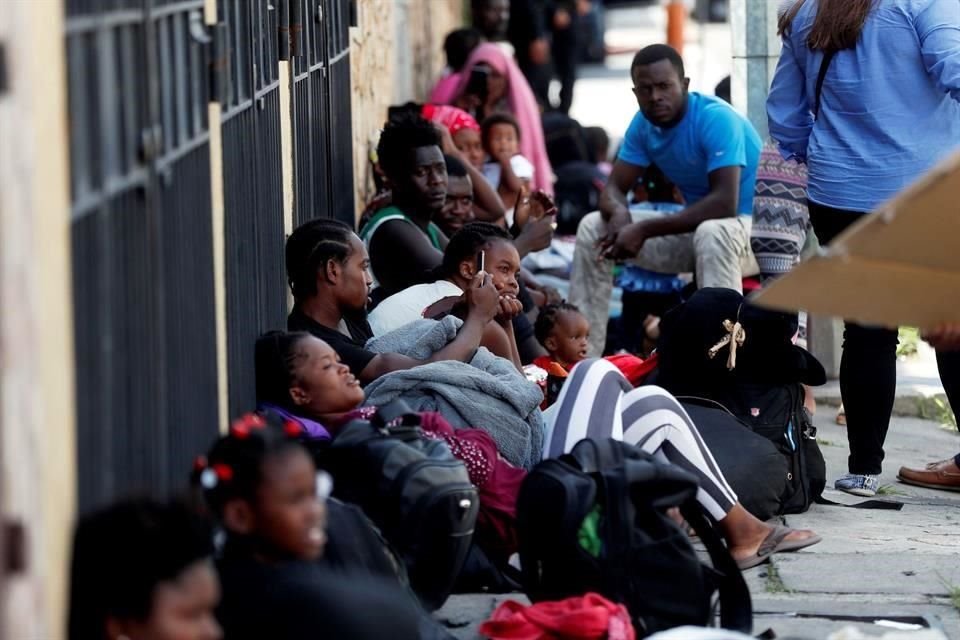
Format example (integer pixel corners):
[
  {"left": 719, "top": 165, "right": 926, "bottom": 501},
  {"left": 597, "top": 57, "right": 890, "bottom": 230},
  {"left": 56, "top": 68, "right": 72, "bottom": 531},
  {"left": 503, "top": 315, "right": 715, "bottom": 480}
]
[
  {"left": 466, "top": 66, "right": 489, "bottom": 102},
  {"left": 476, "top": 250, "right": 485, "bottom": 274}
]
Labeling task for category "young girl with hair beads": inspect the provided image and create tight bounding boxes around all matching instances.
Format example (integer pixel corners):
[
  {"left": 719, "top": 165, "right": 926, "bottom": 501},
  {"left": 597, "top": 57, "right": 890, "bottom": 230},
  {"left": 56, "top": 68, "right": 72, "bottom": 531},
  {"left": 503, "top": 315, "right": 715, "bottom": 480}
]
[{"left": 195, "top": 414, "right": 422, "bottom": 639}]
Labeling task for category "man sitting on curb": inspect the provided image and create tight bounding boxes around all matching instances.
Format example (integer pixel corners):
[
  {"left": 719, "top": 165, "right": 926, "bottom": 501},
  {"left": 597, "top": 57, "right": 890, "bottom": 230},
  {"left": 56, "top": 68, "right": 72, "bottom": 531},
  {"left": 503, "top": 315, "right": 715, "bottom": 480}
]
[{"left": 569, "top": 44, "right": 762, "bottom": 356}]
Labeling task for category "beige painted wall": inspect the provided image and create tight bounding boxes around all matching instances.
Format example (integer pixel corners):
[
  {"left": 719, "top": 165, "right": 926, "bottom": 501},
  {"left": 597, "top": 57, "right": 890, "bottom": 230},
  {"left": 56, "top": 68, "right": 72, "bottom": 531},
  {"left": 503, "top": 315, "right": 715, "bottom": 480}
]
[
  {"left": 350, "top": 0, "right": 465, "bottom": 222},
  {"left": 0, "top": 0, "right": 76, "bottom": 636}
]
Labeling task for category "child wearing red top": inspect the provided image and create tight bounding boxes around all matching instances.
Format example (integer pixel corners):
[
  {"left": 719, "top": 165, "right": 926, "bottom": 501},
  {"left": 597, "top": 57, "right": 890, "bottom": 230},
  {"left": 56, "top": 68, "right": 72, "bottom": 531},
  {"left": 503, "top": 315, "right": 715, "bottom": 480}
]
[{"left": 533, "top": 302, "right": 657, "bottom": 407}]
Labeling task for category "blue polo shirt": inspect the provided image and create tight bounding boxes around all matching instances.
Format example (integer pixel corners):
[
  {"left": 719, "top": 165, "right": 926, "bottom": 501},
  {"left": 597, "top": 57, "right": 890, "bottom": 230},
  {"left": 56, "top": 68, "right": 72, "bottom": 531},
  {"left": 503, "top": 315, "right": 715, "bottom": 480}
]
[{"left": 618, "top": 92, "right": 762, "bottom": 215}]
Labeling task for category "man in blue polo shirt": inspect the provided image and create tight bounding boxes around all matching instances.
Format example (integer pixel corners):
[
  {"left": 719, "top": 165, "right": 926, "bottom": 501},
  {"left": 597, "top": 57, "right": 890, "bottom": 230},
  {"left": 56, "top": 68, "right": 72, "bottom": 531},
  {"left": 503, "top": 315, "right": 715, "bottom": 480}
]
[{"left": 570, "top": 44, "right": 762, "bottom": 356}]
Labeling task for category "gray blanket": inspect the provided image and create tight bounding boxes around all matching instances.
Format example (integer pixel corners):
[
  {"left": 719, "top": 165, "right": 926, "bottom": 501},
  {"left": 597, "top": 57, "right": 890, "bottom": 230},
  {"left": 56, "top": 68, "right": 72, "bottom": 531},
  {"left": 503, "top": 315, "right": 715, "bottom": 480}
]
[{"left": 364, "top": 317, "right": 545, "bottom": 469}]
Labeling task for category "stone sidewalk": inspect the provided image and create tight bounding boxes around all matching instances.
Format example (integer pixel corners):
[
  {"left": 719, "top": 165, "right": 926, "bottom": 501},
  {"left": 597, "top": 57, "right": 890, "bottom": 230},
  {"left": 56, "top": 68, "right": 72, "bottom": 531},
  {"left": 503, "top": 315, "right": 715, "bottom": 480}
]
[{"left": 435, "top": 411, "right": 960, "bottom": 638}]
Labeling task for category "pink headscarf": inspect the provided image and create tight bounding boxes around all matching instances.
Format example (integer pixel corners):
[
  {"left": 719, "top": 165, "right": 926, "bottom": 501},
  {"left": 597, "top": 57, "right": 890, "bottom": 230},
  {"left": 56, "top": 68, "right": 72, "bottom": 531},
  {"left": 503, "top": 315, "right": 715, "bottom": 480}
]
[
  {"left": 452, "top": 43, "right": 554, "bottom": 194},
  {"left": 421, "top": 104, "right": 480, "bottom": 136},
  {"left": 429, "top": 71, "right": 464, "bottom": 106}
]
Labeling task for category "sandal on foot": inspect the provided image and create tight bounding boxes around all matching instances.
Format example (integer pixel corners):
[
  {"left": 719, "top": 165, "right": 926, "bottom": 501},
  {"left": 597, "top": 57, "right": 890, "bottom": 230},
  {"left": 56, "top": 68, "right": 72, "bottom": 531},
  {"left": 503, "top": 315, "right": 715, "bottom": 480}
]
[{"left": 735, "top": 525, "right": 822, "bottom": 570}]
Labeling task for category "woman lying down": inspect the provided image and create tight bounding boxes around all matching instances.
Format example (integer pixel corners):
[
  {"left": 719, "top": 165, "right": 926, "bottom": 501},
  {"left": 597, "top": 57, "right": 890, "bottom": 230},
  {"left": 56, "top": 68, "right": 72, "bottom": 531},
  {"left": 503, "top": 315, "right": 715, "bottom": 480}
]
[{"left": 256, "top": 331, "right": 821, "bottom": 570}]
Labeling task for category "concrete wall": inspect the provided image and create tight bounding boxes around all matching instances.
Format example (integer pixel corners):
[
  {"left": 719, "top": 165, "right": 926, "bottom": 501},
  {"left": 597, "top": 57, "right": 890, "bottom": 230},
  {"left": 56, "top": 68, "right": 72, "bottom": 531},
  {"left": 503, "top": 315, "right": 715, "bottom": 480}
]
[
  {"left": 0, "top": 0, "right": 76, "bottom": 636},
  {"left": 350, "top": 0, "right": 465, "bottom": 221}
]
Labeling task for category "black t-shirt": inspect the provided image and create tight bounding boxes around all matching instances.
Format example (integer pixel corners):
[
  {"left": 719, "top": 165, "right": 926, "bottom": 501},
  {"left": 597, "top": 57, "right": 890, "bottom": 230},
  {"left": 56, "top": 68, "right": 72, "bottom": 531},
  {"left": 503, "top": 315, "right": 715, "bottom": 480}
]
[
  {"left": 217, "top": 551, "right": 421, "bottom": 640},
  {"left": 512, "top": 280, "right": 536, "bottom": 344},
  {"left": 288, "top": 308, "right": 376, "bottom": 378}
]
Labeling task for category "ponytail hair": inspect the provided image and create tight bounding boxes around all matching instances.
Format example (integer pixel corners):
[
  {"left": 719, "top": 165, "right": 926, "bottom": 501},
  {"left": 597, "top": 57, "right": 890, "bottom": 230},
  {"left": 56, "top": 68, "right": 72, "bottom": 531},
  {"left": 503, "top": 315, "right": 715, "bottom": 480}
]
[
  {"left": 285, "top": 218, "right": 355, "bottom": 300},
  {"left": 778, "top": 0, "right": 875, "bottom": 51},
  {"left": 193, "top": 412, "right": 309, "bottom": 517}
]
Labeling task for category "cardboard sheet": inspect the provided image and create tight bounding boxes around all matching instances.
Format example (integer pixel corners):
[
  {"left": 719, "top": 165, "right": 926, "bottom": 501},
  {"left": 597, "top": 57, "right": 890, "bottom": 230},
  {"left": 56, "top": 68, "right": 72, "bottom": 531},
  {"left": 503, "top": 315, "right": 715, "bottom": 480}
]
[{"left": 754, "top": 150, "right": 960, "bottom": 329}]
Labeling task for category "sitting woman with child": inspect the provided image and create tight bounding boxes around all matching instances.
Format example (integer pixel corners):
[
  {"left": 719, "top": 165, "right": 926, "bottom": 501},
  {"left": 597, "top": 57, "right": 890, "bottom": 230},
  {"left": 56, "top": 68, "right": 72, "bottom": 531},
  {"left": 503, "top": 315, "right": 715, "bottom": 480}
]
[
  {"left": 420, "top": 103, "right": 507, "bottom": 225},
  {"left": 254, "top": 328, "right": 821, "bottom": 571},
  {"left": 451, "top": 42, "right": 553, "bottom": 195}
]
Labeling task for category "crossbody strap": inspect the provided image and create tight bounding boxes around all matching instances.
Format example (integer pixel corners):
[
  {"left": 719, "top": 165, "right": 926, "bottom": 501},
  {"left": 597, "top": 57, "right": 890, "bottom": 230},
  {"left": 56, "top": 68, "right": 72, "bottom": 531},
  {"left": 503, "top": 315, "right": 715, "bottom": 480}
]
[
  {"left": 679, "top": 502, "right": 753, "bottom": 632},
  {"left": 813, "top": 49, "right": 837, "bottom": 119}
]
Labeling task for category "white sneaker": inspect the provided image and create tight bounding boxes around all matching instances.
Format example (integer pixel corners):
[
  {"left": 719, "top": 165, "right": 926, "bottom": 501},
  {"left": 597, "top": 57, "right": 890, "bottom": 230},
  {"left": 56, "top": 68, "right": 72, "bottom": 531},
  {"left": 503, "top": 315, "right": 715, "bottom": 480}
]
[{"left": 834, "top": 473, "right": 879, "bottom": 497}]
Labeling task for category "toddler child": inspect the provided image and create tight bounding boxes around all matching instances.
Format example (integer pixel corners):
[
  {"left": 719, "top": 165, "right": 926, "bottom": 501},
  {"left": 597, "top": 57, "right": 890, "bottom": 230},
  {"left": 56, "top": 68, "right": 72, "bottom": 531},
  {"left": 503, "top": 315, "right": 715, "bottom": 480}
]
[
  {"left": 481, "top": 113, "right": 535, "bottom": 227},
  {"left": 533, "top": 302, "right": 656, "bottom": 407}
]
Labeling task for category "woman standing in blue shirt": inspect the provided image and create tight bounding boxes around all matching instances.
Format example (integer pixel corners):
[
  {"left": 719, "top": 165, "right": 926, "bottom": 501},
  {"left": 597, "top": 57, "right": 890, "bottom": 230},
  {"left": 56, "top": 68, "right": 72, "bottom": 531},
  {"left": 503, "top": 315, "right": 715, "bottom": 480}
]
[{"left": 768, "top": 0, "right": 960, "bottom": 496}]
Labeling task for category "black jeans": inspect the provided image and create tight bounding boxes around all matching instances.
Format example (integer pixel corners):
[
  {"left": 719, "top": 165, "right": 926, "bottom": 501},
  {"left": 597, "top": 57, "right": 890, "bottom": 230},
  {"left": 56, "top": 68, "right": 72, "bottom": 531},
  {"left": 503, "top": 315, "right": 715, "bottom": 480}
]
[
  {"left": 808, "top": 202, "right": 960, "bottom": 474},
  {"left": 938, "top": 349, "right": 960, "bottom": 467},
  {"left": 550, "top": 24, "right": 578, "bottom": 114}
]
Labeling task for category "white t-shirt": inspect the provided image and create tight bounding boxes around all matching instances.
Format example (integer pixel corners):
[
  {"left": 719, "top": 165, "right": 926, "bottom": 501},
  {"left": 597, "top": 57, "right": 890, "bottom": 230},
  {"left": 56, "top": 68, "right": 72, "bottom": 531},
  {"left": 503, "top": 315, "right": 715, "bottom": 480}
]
[
  {"left": 482, "top": 154, "right": 535, "bottom": 189},
  {"left": 482, "top": 154, "right": 536, "bottom": 227},
  {"left": 368, "top": 280, "right": 464, "bottom": 337}
]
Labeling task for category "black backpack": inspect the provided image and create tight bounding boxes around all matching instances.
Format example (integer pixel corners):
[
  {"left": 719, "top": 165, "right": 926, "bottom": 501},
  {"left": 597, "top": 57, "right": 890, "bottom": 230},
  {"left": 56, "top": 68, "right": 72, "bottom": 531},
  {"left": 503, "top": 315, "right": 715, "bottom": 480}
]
[
  {"left": 316, "top": 402, "right": 479, "bottom": 611},
  {"left": 680, "top": 401, "right": 788, "bottom": 522},
  {"left": 517, "top": 438, "right": 752, "bottom": 637},
  {"left": 716, "top": 383, "right": 826, "bottom": 514}
]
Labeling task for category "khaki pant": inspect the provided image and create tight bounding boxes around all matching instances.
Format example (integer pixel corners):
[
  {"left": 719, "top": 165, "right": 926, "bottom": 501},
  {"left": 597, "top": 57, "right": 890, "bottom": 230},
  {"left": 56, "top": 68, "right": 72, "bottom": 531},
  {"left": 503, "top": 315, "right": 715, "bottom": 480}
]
[{"left": 569, "top": 210, "right": 760, "bottom": 356}]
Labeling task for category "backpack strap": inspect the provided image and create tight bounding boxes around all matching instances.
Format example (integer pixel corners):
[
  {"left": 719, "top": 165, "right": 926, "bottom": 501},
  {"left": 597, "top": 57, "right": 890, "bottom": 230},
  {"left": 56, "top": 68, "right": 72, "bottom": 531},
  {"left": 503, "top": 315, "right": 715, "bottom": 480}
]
[
  {"left": 372, "top": 400, "right": 421, "bottom": 428},
  {"left": 813, "top": 49, "right": 837, "bottom": 119},
  {"left": 678, "top": 503, "right": 753, "bottom": 633},
  {"left": 815, "top": 495, "right": 904, "bottom": 510},
  {"left": 676, "top": 395, "right": 736, "bottom": 417}
]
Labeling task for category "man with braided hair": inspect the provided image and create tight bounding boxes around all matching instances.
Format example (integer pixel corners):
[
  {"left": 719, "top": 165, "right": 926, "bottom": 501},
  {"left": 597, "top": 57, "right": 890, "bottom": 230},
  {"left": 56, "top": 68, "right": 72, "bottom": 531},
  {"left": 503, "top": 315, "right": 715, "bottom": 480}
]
[{"left": 285, "top": 219, "right": 499, "bottom": 384}]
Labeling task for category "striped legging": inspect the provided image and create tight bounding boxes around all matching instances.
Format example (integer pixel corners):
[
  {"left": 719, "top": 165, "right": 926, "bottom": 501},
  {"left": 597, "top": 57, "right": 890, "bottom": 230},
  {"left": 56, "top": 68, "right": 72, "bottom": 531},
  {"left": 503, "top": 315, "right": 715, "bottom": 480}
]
[{"left": 541, "top": 358, "right": 738, "bottom": 520}]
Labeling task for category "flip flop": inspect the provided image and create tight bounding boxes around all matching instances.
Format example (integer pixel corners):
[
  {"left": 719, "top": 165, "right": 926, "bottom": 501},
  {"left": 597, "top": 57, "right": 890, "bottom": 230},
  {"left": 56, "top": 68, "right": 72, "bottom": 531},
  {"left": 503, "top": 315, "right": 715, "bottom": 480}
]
[{"left": 736, "top": 524, "right": 823, "bottom": 570}]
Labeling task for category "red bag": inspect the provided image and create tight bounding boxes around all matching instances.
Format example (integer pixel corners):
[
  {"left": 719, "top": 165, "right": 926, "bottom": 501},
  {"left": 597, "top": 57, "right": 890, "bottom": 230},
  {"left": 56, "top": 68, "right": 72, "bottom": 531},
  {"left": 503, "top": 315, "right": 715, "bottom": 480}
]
[
  {"left": 479, "top": 593, "right": 636, "bottom": 640},
  {"left": 604, "top": 352, "right": 658, "bottom": 386}
]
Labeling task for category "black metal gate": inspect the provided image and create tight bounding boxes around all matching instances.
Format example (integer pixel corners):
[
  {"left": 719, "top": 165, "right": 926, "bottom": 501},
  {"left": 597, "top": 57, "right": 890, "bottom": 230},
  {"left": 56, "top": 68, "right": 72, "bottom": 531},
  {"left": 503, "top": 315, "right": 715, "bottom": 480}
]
[
  {"left": 66, "top": 0, "right": 355, "bottom": 511},
  {"left": 66, "top": 0, "right": 220, "bottom": 511},
  {"left": 219, "top": 0, "right": 287, "bottom": 417},
  {"left": 291, "top": 0, "right": 354, "bottom": 227}
]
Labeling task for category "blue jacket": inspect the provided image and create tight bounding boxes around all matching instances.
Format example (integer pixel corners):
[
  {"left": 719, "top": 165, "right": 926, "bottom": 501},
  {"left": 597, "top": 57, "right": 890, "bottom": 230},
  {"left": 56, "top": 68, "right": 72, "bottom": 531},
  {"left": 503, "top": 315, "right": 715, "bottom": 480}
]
[{"left": 767, "top": 0, "right": 960, "bottom": 211}]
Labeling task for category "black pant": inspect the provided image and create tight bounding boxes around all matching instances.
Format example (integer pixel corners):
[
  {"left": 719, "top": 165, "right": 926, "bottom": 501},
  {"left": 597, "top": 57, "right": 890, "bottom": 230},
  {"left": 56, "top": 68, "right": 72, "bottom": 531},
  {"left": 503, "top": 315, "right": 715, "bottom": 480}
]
[
  {"left": 520, "top": 60, "right": 551, "bottom": 109},
  {"left": 551, "top": 25, "right": 578, "bottom": 114},
  {"left": 938, "top": 349, "right": 960, "bottom": 468},
  {"left": 809, "top": 202, "right": 960, "bottom": 474}
]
